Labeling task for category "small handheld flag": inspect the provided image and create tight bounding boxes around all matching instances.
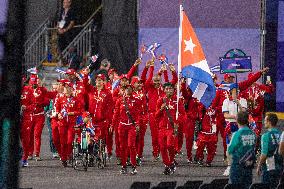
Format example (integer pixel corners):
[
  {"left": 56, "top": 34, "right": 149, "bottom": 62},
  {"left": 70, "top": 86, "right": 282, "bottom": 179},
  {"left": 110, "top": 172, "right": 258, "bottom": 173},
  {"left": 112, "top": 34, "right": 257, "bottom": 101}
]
[
  {"left": 27, "top": 67, "right": 38, "bottom": 75},
  {"left": 158, "top": 54, "right": 169, "bottom": 65},
  {"left": 55, "top": 68, "right": 66, "bottom": 75}
]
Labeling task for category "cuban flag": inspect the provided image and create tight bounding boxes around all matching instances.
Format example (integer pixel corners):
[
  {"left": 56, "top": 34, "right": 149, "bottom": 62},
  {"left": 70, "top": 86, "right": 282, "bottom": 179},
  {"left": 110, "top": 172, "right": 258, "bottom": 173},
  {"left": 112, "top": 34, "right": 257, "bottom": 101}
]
[{"left": 178, "top": 5, "right": 216, "bottom": 108}]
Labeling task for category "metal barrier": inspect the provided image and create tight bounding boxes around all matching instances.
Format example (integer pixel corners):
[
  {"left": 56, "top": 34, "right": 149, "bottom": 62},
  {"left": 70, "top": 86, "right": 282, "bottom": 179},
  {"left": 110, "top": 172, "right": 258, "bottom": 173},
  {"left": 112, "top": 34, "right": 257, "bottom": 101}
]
[
  {"left": 24, "top": 18, "right": 49, "bottom": 70},
  {"left": 61, "top": 5, "right": 102, "bottom": 60},
  {"left": 23, "top": 4, "right": 102, "bottom": 72},
  {"left": 61, "top": 20, "right": 93, "bottom": 60}
]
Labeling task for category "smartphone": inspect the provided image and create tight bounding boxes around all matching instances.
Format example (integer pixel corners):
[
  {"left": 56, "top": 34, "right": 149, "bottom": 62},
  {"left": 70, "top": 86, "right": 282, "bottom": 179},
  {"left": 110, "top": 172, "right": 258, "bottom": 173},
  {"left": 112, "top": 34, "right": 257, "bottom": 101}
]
[{"left": 267, "top": 76, "right": 271, "bottom": 82}]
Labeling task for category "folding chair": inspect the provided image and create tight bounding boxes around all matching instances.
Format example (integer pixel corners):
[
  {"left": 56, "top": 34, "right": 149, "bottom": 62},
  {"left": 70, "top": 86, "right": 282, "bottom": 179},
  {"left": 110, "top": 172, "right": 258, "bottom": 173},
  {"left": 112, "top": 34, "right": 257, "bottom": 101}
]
[
  {"left": 249, "top": 183, "right": 270, "bottom": 189},
  {"left": 223, "top": 183, "right": 245, "bottom": 189},
  {"left": 183, "top": 180, "right": 203, "bottom": 189}
]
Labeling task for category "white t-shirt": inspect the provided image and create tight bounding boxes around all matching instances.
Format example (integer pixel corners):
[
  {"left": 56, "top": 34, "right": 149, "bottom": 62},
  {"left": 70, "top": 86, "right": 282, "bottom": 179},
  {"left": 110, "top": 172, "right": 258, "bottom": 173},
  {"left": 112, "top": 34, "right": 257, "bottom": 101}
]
[{"left": 222, "top": 97, "right": 247, "bottom": 122}]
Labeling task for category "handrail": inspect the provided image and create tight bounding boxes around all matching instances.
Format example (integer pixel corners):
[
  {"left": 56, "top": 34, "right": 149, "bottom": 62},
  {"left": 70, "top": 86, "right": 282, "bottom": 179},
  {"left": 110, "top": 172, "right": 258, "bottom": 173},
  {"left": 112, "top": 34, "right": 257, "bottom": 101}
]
[
  {"left": 46, "top": 4, "right": 103, "bottom": 31},
  {"left": 24, "top": 18, "right": 49, "bottom": 47}
]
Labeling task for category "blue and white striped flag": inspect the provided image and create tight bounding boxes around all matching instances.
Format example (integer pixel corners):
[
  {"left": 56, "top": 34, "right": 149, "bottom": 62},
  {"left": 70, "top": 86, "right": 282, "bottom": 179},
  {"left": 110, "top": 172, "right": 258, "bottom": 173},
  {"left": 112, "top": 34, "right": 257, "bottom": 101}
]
[{"left": 210, "top": 64, "right": 220, "bottom": 73}]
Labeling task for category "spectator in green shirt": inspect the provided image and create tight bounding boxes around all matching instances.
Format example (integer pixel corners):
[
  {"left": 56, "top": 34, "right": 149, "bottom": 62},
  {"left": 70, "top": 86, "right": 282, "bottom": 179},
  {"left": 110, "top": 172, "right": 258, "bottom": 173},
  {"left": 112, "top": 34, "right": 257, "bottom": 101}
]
[
  {"left": 228, "top": 111, "right": 256, "bottom": 189},
  {"left": 257, "top": 113, "right": 283, "bottom": 189}
]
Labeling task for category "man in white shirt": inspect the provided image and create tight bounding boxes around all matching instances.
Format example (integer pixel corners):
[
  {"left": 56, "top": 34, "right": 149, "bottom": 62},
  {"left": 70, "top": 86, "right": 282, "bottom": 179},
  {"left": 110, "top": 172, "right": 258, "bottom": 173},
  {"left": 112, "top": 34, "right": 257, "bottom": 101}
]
[{"left": 222, "top": 83, "right": 247, "bottom": 176}]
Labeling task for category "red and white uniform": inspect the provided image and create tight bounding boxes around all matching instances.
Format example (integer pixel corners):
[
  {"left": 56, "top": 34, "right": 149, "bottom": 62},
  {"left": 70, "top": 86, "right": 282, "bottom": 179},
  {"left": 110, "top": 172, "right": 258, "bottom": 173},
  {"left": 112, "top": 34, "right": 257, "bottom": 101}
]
[
  {"left": 55, "top": 94, "right": 83, "bottom": 159},
  {"left": 211, "top": 71, "right": 263, "bottom": 156},
  {"left": 20, "top": 85, "right": 34, "bottom": 161},
  {"left": 144, "top": 66, "right": 164, "bottom": 158},
  {"left": 29, "top": 85, "right": 51, "bottom": 157},
  {"left": 155, "top": 95, "right": 186, "bottom": 167},
  {"left": 195, "top": 106, "right": 218, "bottom": 164},
  {"left": 111, "top": 65, "right": 137, "bottom": 159},
  {"left": 240, "top": 82, "right": 274, "bottom": 136},
  {"left": 85, "top": 84, "right": 113, "bottom": 141},
  {"left": 133, "top": 89, "right": 148, "bottom": 158},
  {"left": 112, "top": 95, "right": 142, "bottom": 167},
  {"left": 51, "top": 92, "right": 67, "bottom": 161},
  {"left": 181, "top": 82, "right": 203, "bottom": 160}
]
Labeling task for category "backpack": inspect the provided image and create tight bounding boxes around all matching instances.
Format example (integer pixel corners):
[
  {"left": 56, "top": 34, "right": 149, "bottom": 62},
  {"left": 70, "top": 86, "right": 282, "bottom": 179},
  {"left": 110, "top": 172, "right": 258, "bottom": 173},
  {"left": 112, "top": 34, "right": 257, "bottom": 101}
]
[{"left": 239, "top": 148, "right": 256, "bottom": 169}]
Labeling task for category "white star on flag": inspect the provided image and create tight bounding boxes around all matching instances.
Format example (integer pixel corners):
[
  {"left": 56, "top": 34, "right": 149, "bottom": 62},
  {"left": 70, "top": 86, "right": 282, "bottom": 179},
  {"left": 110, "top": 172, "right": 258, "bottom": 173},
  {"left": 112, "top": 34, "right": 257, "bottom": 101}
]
[{"left": 184, "top": 37, "right": 196, "bottom": 54}]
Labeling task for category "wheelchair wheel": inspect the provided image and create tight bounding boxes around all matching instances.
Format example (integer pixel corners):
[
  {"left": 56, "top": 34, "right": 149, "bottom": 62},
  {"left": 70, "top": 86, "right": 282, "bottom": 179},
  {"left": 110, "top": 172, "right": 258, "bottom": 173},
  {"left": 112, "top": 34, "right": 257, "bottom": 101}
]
[
  {"left": 82, "top": 152, "right": 88, "bottom": 171},
  {"left": 71, "top": 141, "right": 79, "bottom": 168},
  {"left": 97, "top": 139, "right": 107, "bottom": 169}
]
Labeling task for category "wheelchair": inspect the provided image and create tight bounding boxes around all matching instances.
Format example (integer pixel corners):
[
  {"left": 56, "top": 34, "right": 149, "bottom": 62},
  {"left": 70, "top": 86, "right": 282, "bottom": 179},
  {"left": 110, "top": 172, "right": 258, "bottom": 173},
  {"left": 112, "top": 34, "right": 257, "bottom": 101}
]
[
  {"left": 71, "top": 122, "right": 89, "bottom": 171},
  {"left": 93, "top": 137, "right": 107, "bottom": 169}
]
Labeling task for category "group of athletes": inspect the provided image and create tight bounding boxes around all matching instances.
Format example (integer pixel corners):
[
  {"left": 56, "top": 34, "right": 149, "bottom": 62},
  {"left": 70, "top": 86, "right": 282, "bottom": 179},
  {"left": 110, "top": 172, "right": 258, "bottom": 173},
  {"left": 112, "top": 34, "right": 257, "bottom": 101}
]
[{"left": 20, "top": 57, "right": 273, "bottom": 175}]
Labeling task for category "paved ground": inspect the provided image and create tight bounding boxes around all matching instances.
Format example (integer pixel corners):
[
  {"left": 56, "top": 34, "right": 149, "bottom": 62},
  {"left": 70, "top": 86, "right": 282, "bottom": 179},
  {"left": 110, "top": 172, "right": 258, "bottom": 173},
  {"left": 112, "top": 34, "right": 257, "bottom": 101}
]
[{"left": 19, "top": 124, "right": 262, "bottom": 189}]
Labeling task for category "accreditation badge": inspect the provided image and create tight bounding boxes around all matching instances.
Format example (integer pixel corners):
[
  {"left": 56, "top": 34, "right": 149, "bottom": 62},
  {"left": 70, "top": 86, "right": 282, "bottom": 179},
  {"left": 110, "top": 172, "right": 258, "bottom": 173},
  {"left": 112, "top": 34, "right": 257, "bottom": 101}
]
[{"left": 58, "top": 20, "right": 66, "bottom": 29}]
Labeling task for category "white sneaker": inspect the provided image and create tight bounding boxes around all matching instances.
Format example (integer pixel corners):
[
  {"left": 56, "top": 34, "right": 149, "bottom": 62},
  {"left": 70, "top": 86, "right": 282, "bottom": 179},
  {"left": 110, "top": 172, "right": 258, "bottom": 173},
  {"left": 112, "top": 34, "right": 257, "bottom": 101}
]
[
  {"left": 193, "top": 141, "right": 198, "bottom": 150},
  {"left": 223, "top": 166, "right": 231, "bottom": 176},
  {"left": 52, "top": 153, "right": 59, "bottom": 159}
]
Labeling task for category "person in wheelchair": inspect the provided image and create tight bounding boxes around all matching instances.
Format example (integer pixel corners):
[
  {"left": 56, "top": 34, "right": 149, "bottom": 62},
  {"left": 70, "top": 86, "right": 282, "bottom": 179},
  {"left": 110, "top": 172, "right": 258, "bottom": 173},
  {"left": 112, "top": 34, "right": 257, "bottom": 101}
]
[{"left": 76, "top": 111, "right": 106, "bottom": 168}]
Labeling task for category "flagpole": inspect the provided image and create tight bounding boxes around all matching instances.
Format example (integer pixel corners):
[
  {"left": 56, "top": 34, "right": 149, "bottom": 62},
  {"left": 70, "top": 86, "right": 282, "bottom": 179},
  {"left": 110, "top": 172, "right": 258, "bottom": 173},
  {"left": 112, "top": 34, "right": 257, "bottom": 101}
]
[{"left": 176, "top": 4, "right": 183, "bottom": 120}]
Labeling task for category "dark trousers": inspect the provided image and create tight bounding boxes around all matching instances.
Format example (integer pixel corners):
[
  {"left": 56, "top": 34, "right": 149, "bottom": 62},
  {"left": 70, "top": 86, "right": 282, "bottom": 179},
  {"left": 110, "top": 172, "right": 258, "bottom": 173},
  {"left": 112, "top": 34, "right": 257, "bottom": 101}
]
[
  {"left": 261, "top": 170, "right": 282, "bottom": 189},
  {"left": 58, "top": 31, "right": 74, "bottom": 53},
  {"left": 229, "top": 164, "right": 253, "bottom": 189}
]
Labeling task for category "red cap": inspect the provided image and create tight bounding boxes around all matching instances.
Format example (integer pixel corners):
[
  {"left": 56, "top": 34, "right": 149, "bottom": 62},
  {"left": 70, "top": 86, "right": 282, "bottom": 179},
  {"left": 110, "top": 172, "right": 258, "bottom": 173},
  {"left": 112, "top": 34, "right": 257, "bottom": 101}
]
[
  {"left": 248, "top": 73, "right": 254, "bottom": 79},
  {"left": 95, "top": 74, "right": 106, "bottom": 81},
  {"left": 29, "top": 75, "right": 39, "bottom": 85},
  {"left": 65, "top": 68, "right": 76, "bottom": 75},
  {"left": 131, "top": 76, "right": 141, "bottom": 85},
  {"left": 224, "top": 73, "right": 235, "bottom": 80},
  {"left": 120, "top": 74, "right": 129, "bottom": 80}
]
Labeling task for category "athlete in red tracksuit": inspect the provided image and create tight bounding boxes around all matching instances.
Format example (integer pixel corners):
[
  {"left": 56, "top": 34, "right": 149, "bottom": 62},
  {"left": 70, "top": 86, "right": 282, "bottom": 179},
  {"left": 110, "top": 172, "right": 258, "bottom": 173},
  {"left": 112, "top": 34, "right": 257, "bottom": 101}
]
[
  {"left": 55, "top": 81, "right": 83, "bottom": 166},
  {"left": 28, "top": 75, "right": 51, "bottom": 160},
  {"left": 20, "top": 84, "right": 34, "bottom": 166},
  {"left": 143, "top": 61, "right": 178, "bottom": 160},
  {"left": 112, "top": 59, "right": 140, "bottom": 163},
  {"left": 65, "top": 68, "right": 88, "bottom": 111},
  {"left": 112, "top": 85, "right": 142, "bottom": 175},
  {"left": 131, "top": 76, "right": 147, "bottom": 164},
  {"left": 50, "top": 81, "right": 66, "bottom": 165},
  {"left": 211, "top": 67, "right": 269, "bottom": 160},
  {"left": 155, "top": 82, "right": 186, "bottom": 175},
  {"left": 239, "top": 72, "right": 274, "bottom": 151},
  {"left": 180, "top": 80, "right": 203, "bottom": 163},
  {"left": 195, "top": 106, "right": 218, "bottom": 167},
  {"left": 84, "top": 74, "right": 113, "bottom": 154}
]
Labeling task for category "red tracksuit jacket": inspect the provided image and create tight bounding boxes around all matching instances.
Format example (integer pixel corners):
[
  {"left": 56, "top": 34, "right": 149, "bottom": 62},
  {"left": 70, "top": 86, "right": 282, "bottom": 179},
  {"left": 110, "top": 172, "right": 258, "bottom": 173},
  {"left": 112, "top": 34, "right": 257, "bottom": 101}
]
[
  {"left": 155, "top": 95, "right": 186, "bottom": 130},
  {"left": 112, "top": 95, "right": 142, "bottom": 127}
]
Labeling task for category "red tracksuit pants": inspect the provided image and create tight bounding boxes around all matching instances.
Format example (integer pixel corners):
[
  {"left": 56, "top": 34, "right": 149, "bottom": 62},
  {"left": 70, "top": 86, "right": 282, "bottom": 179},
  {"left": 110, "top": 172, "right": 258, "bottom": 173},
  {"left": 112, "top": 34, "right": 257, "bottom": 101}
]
[
  {"left": 106, "top": 123, "right": 113, "bottom": 156},
  {"left": 195, "top": 134, "right": 217, "bottom": 163},
  {"left": 114, "top": 124, "right": 121, "bottom": 159},
  {"left": 20, "top": 113, "right": 32, "bottom": 161},
  {"left": 216, "top": 114, "right": 226, "bottom": 156},
  {"left": 118, "top": 124, "right": 137, "bottom": 167},
  {"left": 149, "top": 112, "right": 160, "bottom": 157},
  {"left": 29, "top": 114, "right": 45, "bottom": 156},
  {"left": 158, "top": 129, "right": 176, "bottom": 167},
  {"left": 184, "top": 120, "right": 195, "bottom": 160},
  {"left": 136, "top": 116, "right": 148, "bottom": 158},
  {"left": 66, "top": 117, "right": 77, "bottom": 159},
  {"left": 175, "top": 122, "right": 184, "bottom": 154},
  {"left": 52, "top": 119, "right": 68, "bottom": 161}
]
